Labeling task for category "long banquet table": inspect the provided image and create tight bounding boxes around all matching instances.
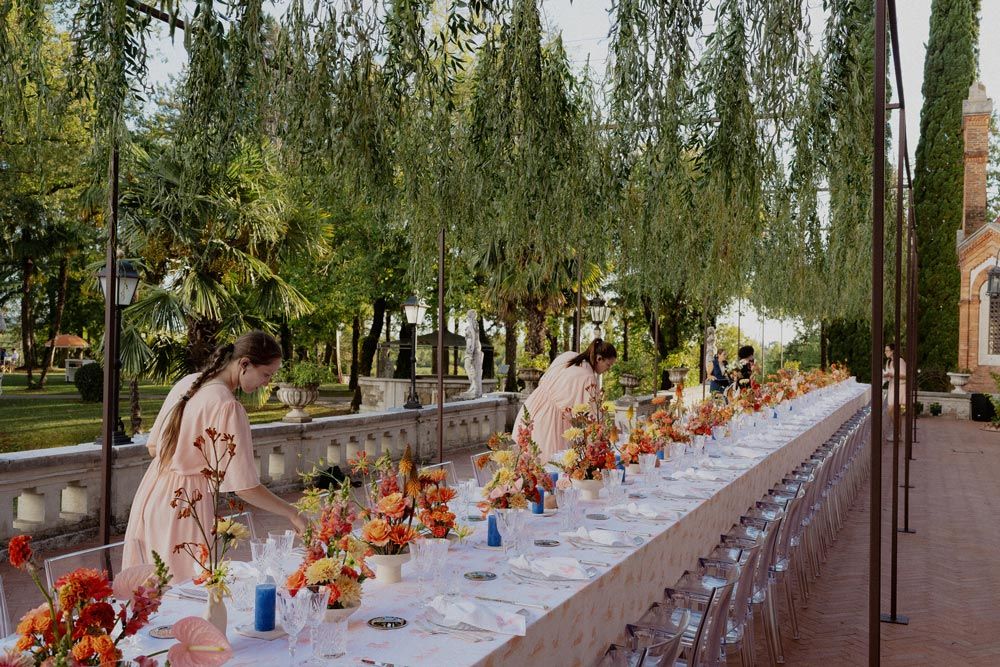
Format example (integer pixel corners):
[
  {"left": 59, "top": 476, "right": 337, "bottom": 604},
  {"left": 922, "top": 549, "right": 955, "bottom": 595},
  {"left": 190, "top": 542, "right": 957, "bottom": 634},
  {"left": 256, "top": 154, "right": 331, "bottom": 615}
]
[{"left": 117, "top": 380, "right": 869, "bottom": 667}]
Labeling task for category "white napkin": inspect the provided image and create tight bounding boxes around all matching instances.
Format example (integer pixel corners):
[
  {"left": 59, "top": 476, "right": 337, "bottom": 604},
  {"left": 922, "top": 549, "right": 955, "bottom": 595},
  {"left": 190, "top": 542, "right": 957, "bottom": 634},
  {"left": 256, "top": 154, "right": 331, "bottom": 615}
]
[
  {"left": 177, "top": 584, "right": 208, "bottom": 601},
  {"left": 509, "top": 554, "right": 591, "bottom": 579},
  {"left": 725, "top": 446, "right": 764, "bottom": 459},
  {"left": 227, "top": 561, "right": 257, "bottom": 578},
  {"left": 610, "top": 502, "right": 662, "bottom": 519},
  {"left": 559, "top": 526, "right": 627, "bottom": 547},
  {"left": 428, "top": 595, "right": 526, "bottom": 636}
]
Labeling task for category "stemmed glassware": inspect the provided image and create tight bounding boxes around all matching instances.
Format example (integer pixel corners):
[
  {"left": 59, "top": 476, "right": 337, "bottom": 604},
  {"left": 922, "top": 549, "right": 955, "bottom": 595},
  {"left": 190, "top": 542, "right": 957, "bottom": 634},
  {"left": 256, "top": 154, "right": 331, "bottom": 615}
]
[
  {"left": 555, "top": 487, "right": 580, "bottom": 531},
  {"left": 603, "top": 471, "right": 624, "bottom": 503},
  {"left": 277, "top": 586, "right": 313, "bottom": 666},
  {"left": 495, "top": 508, "right": 526, "bottom": 557},
  {"left": 250, "top": 537, "right": 277, "bottom": 583},
  {"left": 638, "top": 453, "right": 658, "bottom": 490},
  {"left": 303, "top": 587, "right": 328, "bottom": 665}
]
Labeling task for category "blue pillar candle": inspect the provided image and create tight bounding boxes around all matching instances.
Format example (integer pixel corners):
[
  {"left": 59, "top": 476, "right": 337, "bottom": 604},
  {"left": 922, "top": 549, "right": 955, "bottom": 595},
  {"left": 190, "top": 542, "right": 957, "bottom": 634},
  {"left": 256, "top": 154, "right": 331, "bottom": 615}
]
[
  {"left": 487, "top": 514, "right": 502, "bottom": 547},
  {"left": 656, "top": 449, "right": 665, "bottom": 460},
  {"left": 531, "top": 487, "right": 545, "bottom": 514},
  {"left": 254, "top": 583, "right": 276, "bottom": 632},
  {"left": 615, "top": 453, "right": 623, "bottom": 470},
  {"left": 549, "top": 472, "right": 559, "bottom": 486}
]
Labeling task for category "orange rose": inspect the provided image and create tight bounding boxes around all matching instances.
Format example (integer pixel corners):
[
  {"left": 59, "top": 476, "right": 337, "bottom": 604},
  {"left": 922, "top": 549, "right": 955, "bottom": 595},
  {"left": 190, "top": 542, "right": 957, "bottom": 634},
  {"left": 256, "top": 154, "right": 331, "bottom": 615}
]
[
  {"left": 7, "top": 534, "right": 32, "bottom": 569},
  {"left": 376, "top": 493, "right": 408, "bottom": 520},
  {"left": 362, "top": 518, "right": 392, "bottom": 547},
  {"left": 286, "top": 568, "right": 307, "bottom": 594}
]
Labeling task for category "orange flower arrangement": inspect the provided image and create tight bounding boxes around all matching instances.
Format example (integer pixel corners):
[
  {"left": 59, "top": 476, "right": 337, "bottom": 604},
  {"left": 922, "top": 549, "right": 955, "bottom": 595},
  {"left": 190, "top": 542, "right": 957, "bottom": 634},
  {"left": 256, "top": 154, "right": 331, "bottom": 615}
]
[
  {"left": 287, "top": 481, "right": 372, "bottom": 609},
  {"left": 350, "top": 446, "right": 421, "bottom": 556},
  {"left": 478, "top": 411, "right": 554, "bottom": 513},
  {"left": 4, "top": 534, "right": 172, "bottom": 666},
  {"left": 414, "top": 468, "right": 458, "bottom": 538},
  {"left": 553, "top": 385, "right": 618, "bottom": 481}
]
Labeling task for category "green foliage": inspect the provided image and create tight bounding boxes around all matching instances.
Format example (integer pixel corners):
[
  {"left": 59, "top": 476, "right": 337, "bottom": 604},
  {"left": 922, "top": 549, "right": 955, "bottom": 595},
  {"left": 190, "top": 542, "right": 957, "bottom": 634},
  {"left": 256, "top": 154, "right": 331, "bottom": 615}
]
[
  {"left": 516, "top": 352, "right": 549, "bottom": 371},
  {"left": 928, "top": 402, "right": 942, "bottom": 417},
  {"left": 826, "top": 318, "right": 870, "bottom": 379},
  {"left": 989, "top": 112, "right": 1000, "bottom": 224},
  {"left": 913, "top": 0, "right": 980, "bottom": 372},
  {"left": 913, "top": 401, "right": 923, "bottom": 416},
  {"left": 275, "top": 362, "right": 331, "bottom": 388},
  {"left": 74, "top": 362, "right": 104, "bottom": 402}
]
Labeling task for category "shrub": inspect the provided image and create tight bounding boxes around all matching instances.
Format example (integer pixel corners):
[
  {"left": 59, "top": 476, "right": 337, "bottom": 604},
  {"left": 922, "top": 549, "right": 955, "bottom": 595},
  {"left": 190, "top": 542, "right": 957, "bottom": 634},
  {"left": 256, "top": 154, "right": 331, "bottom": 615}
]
[
  {"left": 274, "top": 362, "right": 330, "bottom": 387},
  {"left": 516, "top": 352, "right": 550, "bottom": 371},
  {"left": 74, "top": 363, "right": 104, "bottom": 402},
  {"left": 928, "top": 402, "right": 942, "bottom": 416}
]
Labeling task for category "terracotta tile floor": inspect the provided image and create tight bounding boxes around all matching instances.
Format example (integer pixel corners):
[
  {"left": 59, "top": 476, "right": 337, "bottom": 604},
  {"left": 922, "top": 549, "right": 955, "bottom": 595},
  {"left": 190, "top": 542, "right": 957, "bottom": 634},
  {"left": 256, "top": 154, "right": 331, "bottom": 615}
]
[
  {"left": 5, "top": 421, "right": 1000, "bottom": 665},
  {"left": 774, "top": 417, "right": 1000, "bottom": 666}
]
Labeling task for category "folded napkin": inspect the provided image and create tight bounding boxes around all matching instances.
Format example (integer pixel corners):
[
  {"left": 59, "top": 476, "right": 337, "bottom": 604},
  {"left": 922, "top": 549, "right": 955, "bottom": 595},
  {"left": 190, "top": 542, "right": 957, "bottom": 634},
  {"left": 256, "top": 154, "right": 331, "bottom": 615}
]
[
  {"left": 228, "top": 561, "right": 257, "bottom": 578},
  {"left": 559, "top": 526, "right": 628, "bottom": 547},
  {"left": 176, "top": 584, "right": 208, "bottom": 601},
  {"left": 610, "top": 502, "right": 662, "bottom": 519},
  {"left": 428, "top": 595, "right": 527, "bottom": 636},
  {"left": 725, "top": 446, "right": 764, "bottom": 459},
  {"left": 508, "top": 554, "right": 591, "bottom": 580}
]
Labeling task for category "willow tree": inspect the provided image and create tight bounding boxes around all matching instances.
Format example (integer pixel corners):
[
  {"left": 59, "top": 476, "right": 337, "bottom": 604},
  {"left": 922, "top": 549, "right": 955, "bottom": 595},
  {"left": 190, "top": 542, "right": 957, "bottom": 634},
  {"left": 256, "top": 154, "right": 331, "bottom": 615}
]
[{"left": 461, "top": 0, "right": 597, "bottom": 356}]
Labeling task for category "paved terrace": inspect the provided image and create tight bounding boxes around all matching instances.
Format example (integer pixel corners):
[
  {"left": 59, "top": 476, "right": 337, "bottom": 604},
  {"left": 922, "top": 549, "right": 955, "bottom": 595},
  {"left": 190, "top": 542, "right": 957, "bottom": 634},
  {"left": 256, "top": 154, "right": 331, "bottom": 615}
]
[{"left": 4, "top": 417, "right": 999, "bottom": 665}]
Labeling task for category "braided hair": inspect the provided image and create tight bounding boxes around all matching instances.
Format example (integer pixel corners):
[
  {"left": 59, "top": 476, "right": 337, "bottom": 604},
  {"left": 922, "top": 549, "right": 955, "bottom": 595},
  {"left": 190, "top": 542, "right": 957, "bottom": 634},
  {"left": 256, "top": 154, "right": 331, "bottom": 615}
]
[
  {"left": 158, "top": 331, "right": 281, "bottom": 471},
  {"left": 565, "top": 338, "right": 618, "bottom": 369}
]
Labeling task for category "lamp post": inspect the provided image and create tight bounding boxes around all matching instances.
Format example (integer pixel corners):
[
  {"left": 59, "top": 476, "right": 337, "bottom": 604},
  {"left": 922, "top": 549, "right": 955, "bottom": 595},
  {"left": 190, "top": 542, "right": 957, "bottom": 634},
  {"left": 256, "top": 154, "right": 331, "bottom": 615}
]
[
  {"left": 403, "top": 296, "right": 427, "bottom": 410},
  {"left": 987, "top": 250, "right": 1000, "bottom": 298},
  {"left": 96, "top": 259, "right": 140, "bottom": 445},
  {"left": 588, "top": 296, "right": 609, "bottom": 338}
]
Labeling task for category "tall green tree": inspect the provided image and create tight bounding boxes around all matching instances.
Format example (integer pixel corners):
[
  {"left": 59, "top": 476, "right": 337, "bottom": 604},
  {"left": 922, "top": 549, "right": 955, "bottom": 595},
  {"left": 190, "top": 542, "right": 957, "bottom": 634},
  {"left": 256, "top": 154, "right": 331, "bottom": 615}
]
[{"left": 913, "top": 0, "right": 980, "bottom": 371}]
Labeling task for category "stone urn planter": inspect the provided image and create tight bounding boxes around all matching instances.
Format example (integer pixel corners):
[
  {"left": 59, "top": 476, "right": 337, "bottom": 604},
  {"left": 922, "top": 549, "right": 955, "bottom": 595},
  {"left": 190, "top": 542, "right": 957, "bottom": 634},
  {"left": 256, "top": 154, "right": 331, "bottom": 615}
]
[
  {"left": 275, "top": 383, "right": 320, "bottom": 423},
  {"left": 946, "top": 372, "right": 971, "bottom": 394},
  {"left": 517, "top": 368, "right": 544, "bottom": 395},
  {"left": 667, "top": 367, "right": 690, "bottom": 386},
  {"left": 619, "top": 373, "right": 640, "bottom": 395}
]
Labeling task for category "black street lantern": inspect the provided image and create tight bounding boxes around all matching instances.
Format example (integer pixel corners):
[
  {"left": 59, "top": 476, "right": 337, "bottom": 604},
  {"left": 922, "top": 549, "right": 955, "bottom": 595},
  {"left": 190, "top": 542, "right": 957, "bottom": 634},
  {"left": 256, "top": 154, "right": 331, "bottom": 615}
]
[
  {"left": 988, "top": 255, "right": 1000, "bottom": 298},
  {"left": 402, "top": 296, "right": 427, "bottom": 409},
  {"left": 588, "top": 296, "right": 609, "bottom": 336},
  {"left": 96, "top": 259, "right": 140, "bottom": 445}
]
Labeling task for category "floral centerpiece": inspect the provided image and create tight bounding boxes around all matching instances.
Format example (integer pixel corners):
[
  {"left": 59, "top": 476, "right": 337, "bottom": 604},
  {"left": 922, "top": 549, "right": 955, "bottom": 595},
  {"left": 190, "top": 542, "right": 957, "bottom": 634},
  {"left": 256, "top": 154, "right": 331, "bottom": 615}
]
[
  {"left": 551, "top": 387, "right": 617, "bottom": 499},
  {"left": 477, "top": 411, "right": 554, "bottom": 514},
  {"left": 413, "top": 468, "right": 459, "bottom": 538},
  {"left": 619, "top": 421, "right": 658, "bottom": 466},
  {"left": 649, "top": 399, "right": 691, "bottom": 446},
  {"left": 170, "top": 428, "right": 252, "bottom": 632},
  {"left": 286, "top": 480, "right": 373, "bottom": 611},
  {"left": 349, "top": 446, "right": 421, "bottom": 583},
  {"left": 3, "top": 534, "right": 180, "bottom": 666}
]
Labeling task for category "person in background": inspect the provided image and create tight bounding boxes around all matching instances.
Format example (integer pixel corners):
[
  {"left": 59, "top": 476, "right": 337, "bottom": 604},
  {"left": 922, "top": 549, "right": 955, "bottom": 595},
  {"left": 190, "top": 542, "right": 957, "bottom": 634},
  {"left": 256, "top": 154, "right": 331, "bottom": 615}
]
[
  {"left": 512, "top": 338, "right": 618, "bottom": 462},
  {"left": 733, "top": 345, "right": 756, "bottom": 388},
  {"left": 123, "top": 330, "right": 306, "bottom": 578},
  {"left": 708, "top": 348, "right": 732, "bottom": 395},
  {"left": 882, "top": 343, "right": 906, "bottom": 438}
]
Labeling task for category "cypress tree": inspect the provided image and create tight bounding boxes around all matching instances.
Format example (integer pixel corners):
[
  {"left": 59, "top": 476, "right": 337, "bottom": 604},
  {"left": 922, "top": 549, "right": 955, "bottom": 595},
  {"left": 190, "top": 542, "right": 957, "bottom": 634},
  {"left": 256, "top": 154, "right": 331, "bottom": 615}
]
[{"left": 913, "top": 0, "right": 980, "bottom": 373}]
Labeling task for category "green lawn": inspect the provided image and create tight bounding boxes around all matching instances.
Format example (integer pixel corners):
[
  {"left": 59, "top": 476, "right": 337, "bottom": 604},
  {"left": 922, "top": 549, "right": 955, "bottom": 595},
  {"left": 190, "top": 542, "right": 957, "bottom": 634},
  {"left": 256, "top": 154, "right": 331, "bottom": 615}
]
[{"left": 0, "top": 371, "right": 353, "bottom": 453}]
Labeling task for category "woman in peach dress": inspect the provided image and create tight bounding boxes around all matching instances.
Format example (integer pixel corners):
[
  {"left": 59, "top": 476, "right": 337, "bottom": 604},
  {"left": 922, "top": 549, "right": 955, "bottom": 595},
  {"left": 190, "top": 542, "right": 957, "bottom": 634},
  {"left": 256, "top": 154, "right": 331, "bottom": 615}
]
[
  {"left": 513, "top": 339, "right": 617, "bottom": 462},
  {"left": 123, "top": 331, "right": 306, "bottom": 579}
]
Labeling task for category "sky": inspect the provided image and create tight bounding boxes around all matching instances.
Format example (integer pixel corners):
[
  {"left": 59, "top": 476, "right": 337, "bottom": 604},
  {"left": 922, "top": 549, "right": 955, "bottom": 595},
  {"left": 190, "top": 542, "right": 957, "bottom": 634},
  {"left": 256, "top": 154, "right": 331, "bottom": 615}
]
[{"left": 142, "top": 0, "right": 1000, "bottom": 346}]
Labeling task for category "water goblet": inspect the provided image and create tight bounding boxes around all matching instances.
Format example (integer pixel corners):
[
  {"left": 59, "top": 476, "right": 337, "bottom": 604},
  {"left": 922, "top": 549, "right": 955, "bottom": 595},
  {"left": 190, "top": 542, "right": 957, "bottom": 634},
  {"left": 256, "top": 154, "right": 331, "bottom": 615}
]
[
  {"left": 495, "top": 509, "right": 525, "bottom": 557},
  {"left": 250, "top": 538, "right": 277, "bottom": 583},
  {"left": 278, "top": 586, "right": 313, "bottom": 666},
  {"left": 304, "top": 586, "right": 328, "bottom": 665},
  {"left": 269, "top": 530, "right": 295, "bottom": 552},
  {"left": 638, "top": 453, "right": 657, "bottom": 489}
]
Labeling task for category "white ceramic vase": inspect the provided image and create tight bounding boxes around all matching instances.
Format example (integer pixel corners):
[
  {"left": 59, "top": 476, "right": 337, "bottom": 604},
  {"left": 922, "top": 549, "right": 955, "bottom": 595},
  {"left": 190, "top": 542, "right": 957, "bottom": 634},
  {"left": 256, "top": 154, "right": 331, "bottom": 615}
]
[
  {"left": 571, "top": 478, "right": 603, "bottom": 501},
  {"left": 202, "top": 588, "right": 227, "bottom": 635},
  {"left": 368, "top": 552, "right": 411, "bottom": 584}
]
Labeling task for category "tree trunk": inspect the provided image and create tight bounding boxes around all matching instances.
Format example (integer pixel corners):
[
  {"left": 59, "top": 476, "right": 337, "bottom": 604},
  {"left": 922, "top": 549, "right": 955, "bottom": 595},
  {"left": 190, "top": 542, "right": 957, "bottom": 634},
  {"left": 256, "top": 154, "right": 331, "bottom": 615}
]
[
  {"left": 36, "top": 256, "right": 69, "bottom": 389},
  {"left": 335, "top": 328, "right": 344, "bottom": 384},
  {"left": 394, "top": 323, "right": 415, "bottom": 379},
  {"left": 360, "top": 297, "right": 386, "bottom": 377},
  {"left": 186, "top": 318, "right": 222, "bottom": 371},
  {"left": 478, "top": 316, "right": 494, "bottom": 379},
  {"left": 525, "top": 305, "right": 545, "bottom": 356},
  {"left": 20, "top": 254, "right": 35, "bottom": 386},
  {"left": 129, "top": 377, "right": 142, "bottom": 434},
  {"left": 504, "top": 317, "right": 517, "bottom": 392},
  {"left": 323, "top": 341, "right": 333, "bottom": 365},
  {"left": 820, "top": 319, "right": 828, "bottom": 370},
  {"left": 350, "top": 315, "right": 361, "bottom": 411},
  {"left": 546, "top": 325, "right": 558, "bottom": 362},
  {"left": 279, "top": 319, "right": 293, "bottom": 361}
]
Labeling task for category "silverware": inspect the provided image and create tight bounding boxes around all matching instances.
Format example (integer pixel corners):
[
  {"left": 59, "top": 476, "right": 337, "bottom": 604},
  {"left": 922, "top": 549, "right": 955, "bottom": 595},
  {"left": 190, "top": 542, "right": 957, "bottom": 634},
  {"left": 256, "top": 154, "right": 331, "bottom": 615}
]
[
  {"left": 474, "top": 594, "right": 550, "bottom": 611},
  {"left": 505, "top": 571, "right": 570, "bottom": 590},
  {"left": 417, "top": 619, "right": 494, "bottom": 642},
  {"left": 578, "top": 559, "right": 610, "bottom": 567}
]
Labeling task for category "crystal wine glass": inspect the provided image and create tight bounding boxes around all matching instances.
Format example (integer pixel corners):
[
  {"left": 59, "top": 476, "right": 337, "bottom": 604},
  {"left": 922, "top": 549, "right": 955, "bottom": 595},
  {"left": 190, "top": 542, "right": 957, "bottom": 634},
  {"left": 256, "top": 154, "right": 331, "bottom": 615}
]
[
  {"left": 304, "top": 586, "right": 328, "bottom": 666},
  {"left": 278, "top": 586, "right": 312, "bottom": 666}
]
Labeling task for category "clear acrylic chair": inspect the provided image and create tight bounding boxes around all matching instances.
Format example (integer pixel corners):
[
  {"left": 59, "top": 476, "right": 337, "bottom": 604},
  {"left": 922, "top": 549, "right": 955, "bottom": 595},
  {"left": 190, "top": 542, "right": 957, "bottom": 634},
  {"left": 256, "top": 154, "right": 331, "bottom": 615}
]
[
  {"left": 419, "top": 460, "right": 458, "bottom": 486},
  {"left": 0, "top": 574, "right": 10, "bottom": 637},
  {"left": 470, "top": 451, "right": 497, "bottom": 487},
  {"left": 625, "top": 608, "right": 690, "bottom": 666},
  {"left": 595, "top": 643, "right": 641, "bottom": 667},
  {"left": 44, "top": 541, "right": 125, "bottom": 590}
]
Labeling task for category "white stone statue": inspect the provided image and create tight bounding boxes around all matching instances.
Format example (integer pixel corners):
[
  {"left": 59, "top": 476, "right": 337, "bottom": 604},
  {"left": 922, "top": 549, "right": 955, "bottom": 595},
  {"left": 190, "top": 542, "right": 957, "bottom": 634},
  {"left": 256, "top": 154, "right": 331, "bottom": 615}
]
[
  {"left": 704, "top": 326, "right": 716, "bottom": 381},
  {"left": 461, "top": 310, "right": 483, "bottom": 399}
]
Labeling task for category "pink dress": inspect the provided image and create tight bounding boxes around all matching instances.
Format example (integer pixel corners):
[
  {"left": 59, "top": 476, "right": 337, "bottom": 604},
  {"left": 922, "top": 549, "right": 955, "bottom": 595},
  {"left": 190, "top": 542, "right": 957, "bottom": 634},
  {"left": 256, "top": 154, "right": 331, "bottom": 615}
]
[
  {"left": 513, "top": 351, "right": 599, "bottom": 462},
  {"left": 122, "top": 374, "right": 261, "bottom": 579}
]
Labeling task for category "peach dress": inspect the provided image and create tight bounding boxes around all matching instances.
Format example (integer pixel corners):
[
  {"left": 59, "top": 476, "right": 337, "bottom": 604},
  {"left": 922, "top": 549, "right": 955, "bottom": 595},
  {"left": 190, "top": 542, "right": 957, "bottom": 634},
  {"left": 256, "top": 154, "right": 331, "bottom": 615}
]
[
  {"left": 513, "top": 351, "right": 599, "bottom": 462},
  {"left": 122, "top": 374, "right": 261, "bottom": 579}
]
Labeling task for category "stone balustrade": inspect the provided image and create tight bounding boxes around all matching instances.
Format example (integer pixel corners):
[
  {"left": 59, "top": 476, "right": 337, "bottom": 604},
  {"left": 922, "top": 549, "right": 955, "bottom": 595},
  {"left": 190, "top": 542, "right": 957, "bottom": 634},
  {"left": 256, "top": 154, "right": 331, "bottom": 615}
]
[{"left": 0, "top": 395, "right": 521, "bottom": 546}]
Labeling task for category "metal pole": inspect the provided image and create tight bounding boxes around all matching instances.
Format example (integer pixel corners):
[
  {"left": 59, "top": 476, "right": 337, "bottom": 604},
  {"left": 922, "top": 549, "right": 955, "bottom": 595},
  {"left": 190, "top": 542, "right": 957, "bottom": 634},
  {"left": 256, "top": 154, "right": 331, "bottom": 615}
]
[
  {"left": 903, "top": 199, "right": 916, "bottom": 532},
  {"left": 882, "top": 106, "right": 908, "bottom": 625},
  {"left": 99, "top": 147, "right": 120, "bottom": 546},
  {"left": 869, "top": 0, "right": 887, "bottom": 661},
  {"left": 623, "top": 317, "right": 629, "bottom": 362},
  {"left": 574, "top": 257, "right": 583, "bottom": 351},
  {"left": 437, "top": 227, "right": 445, "bottom": 464}
]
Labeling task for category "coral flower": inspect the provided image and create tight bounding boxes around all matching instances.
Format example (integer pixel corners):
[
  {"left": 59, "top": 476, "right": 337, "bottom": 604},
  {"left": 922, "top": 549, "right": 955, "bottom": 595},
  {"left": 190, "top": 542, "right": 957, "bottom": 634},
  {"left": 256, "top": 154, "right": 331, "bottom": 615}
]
[
  {"left": 167, "top": 617, "right": 233, "bottom": 667},
  {"left": 376, "top": 492, "right": 408, "bottom": 519},
  {"left": 362, "top": 518, "right": 391, "bottom": 547},
  {"left": 7, "top": 535, "right": 32, "bottom": 569}
]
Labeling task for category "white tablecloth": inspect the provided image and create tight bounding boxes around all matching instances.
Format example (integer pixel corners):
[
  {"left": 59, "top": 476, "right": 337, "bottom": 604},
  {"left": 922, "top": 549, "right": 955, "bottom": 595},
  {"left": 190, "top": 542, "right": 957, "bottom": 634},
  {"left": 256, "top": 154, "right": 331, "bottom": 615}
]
[{"left": 118, "top": 381, "right": 869, "bottom": 667}]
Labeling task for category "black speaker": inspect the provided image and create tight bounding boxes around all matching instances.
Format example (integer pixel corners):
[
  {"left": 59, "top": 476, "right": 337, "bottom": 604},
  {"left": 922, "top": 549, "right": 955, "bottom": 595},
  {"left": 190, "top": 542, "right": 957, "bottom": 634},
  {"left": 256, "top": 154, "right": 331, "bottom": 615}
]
[{"left": 971, "top": 393, "right": 995, "bottom": 422}]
